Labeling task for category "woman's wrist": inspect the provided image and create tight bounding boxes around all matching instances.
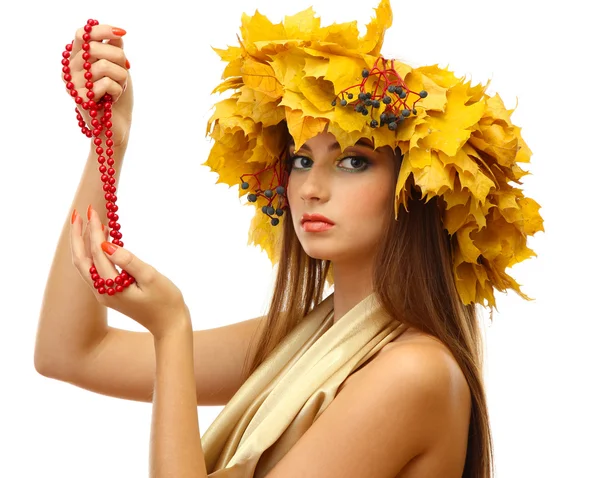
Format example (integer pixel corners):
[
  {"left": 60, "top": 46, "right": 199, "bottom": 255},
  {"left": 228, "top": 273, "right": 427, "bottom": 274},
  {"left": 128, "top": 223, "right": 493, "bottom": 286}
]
[{"left": 153, "top": 310, "right": 193, "bottom": 343}]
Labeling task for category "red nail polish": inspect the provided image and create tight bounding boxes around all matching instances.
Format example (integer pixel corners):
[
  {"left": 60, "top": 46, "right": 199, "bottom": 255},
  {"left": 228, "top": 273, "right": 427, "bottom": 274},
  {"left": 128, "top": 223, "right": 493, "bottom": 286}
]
[
  {"left": 71, "top": 209, "right": 77, "bottom": 224},
  {"left": 125, "top": 59, "right": 130, "bottom": 70},
  {"left": 87, "top": 204, "right": 92, "bottom": 220},
  {"left": 101, "top": 242, "right": 118, "bottom": 255},
  {"left": 112, "top": 28, "right": 127, "bottom": 37},
  {"left": 101, "top": 224, "right": 105, "bottom": 231}
]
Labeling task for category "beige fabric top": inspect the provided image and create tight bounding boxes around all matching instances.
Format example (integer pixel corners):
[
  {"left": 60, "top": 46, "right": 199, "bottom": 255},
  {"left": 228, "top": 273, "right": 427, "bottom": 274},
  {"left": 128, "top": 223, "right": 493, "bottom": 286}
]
[{"left": 201, "top": 292, "right": 408, "bottom": 477}]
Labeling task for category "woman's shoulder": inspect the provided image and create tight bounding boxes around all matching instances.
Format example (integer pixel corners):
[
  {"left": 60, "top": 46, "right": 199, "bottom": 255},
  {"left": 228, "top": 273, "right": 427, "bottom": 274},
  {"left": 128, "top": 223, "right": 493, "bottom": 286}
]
[
  {"left": 335, "top": 327, "right": 472, "bottom": 476},
  {"left": 339, "top": 326, "right": 470, "bottom": 408}
]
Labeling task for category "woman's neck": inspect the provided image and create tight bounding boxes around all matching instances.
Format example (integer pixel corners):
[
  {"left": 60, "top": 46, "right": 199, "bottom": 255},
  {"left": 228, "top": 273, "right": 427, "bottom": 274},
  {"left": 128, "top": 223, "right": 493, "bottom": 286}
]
[{"left": 331, "top": 260, "right": 374, "bottom": 324}]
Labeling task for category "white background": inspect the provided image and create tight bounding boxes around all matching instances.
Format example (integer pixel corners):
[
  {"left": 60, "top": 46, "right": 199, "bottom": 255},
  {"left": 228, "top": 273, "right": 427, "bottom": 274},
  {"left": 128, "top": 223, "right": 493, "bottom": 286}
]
[{"left": 1, "top": 0, "right": 599, "bottom": 476}]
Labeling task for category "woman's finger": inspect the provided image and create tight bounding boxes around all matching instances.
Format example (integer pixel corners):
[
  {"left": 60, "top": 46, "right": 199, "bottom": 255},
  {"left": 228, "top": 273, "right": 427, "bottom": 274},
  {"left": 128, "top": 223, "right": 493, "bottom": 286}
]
[
  {"left": 71, "top": 24, "right": 126, "bottom": 64},
  {"left": 99, "top": 242, "right": 150, "bottom": 286},
  {"left": 88, "top": 206, "right": 120, "bottom": 280},
  {"left": 83, "top": 218, "right": 92, "bottom": 258},
  {"left": 70, "top": 209, "right": 94, "bottom": 284}
]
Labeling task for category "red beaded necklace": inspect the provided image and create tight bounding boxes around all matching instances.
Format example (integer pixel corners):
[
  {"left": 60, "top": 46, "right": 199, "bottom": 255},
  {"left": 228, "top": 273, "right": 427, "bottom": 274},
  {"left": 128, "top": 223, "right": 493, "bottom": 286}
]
[{"left": 62, "top": 19, "right": 134, "bottom": 296}]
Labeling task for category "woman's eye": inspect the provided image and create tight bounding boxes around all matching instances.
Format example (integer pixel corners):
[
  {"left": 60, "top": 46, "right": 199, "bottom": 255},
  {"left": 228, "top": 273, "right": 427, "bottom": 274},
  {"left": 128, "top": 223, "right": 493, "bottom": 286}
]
[
  {"left": 290, "top": 156, "right": 313, "bottom": 170},
  {"left": 338, "top": 156, "right": 369, "bottom": 171}
]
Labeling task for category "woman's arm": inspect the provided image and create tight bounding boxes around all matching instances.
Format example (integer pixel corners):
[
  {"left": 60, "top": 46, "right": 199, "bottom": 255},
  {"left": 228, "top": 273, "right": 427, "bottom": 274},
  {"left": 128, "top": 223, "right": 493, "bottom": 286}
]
[
  {"left": 150, "top": 316, "right": 208, "bottom": 478},
  {"left": 34, "top": 142, "right": 126, "bottom": 376}
]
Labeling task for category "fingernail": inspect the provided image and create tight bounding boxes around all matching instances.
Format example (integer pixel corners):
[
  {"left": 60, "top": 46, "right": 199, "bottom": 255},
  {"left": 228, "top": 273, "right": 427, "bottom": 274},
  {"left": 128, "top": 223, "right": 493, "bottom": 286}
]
[
  {"left": 71, "top": 209, "right": 78, "bottom": 224},
  {"left": 112, "top": 28, "right": 127, "bottom": 37},
  {"left": 101, "top": 224, "right": 105, "bottom": 231},
  {"left": 101, "top": 241, "right": 118, "bottom": 255},
  {"left": 87, "top": 204, "right": 92, "bottom": 220},
  {"left": 125, "top": 59, "right": 130, "bottom": 70}
]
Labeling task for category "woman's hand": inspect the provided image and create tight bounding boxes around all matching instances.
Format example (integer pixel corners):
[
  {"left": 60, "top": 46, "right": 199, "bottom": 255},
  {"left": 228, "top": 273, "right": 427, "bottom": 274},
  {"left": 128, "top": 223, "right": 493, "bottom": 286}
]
[
  {"left": 70, "top": 206, "right": 190, "bottom": 339},
  {"left": 63, "top": 24, "right": 133, "bottom": 147}
]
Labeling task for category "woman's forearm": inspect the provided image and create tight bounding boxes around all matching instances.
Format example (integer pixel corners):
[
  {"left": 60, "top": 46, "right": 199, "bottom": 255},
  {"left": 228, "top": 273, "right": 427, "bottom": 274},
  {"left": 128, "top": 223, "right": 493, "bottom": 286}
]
[
  {"left": 34, "top": 142, "right": 127, "bottom": 378},
  {"left": 151, "top": 320, "right": 207, "bottom": 478}
]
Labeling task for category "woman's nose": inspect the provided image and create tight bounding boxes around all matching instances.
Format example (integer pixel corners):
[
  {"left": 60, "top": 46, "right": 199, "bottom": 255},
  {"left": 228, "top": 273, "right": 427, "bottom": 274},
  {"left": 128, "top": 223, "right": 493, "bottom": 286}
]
[{"left": 299, "top": 169, "right": 329, "bottom": 202}]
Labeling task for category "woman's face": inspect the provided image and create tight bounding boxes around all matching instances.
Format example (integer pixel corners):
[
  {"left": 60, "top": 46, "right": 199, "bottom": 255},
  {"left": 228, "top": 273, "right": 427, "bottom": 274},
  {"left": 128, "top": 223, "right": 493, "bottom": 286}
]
[{"left": 287, "top": 132, "right": 397, "bottom": 266}]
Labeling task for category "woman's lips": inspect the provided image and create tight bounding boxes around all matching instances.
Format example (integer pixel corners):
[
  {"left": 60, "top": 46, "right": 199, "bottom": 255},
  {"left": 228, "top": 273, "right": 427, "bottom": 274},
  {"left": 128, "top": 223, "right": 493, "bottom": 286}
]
[
  {"left": 301, "top": 213, "right": 334, "bottom": 232},
  {"left": 302, "top": 221, "right": 334, "bottom": 232}
]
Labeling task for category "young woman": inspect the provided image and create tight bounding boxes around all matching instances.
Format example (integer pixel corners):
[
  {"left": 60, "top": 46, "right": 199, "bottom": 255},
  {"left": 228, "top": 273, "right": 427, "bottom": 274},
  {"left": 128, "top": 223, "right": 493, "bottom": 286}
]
[{"left": 35, "top": 1, "right": 543, "bottom": 476}]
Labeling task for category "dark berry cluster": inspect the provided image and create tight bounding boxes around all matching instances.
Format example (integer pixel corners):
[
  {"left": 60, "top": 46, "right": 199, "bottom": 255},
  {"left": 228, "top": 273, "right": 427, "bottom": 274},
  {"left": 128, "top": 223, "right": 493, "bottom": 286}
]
[
  {"left": 240, "top": 181, "right": 287, "bottom": 226},
  {"left": 331, "top": 58, "right": 429, "bottom": 131}
]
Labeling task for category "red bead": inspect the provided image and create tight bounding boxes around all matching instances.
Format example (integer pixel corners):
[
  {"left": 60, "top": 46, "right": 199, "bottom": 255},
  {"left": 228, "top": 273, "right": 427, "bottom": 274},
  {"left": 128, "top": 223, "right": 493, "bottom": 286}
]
[
  {"left": 94, "top": 138, "right": 102, "bottom": 146},
  {"left": 107, "top": 168, "right": 115, "bottom": 175},
  {"left": 75, "top": 96, "right": 83, "bottom": 104},
  {"left": 62, "top": 59, "right": 69, "bottom": 66},
  {"left": 97, "top": 278, "right": 105, "bottom": 287},
  {"left": 84, "top": 24, "right": 93, "bottom": 32},
  {"left": 84, "top": 71, "right": 93, "bottom": 80},
  {"left": 115, "top": 276, "right": 123, "bottom": 285},
  {"left": 99, "top": 165, "right": 107, "bottom": 173},
  {"left": 83, "top": 51, "right": 91, "bottom": 60},
  {"left": 70, "top": 89, "right": 78, "bottom": 97},
  {"left": 82, "top": 43, "right": 90, "bottom": 51},
  {"left": 96, "top": 147, "right": 104, "bottom": 154},
  {"left": 105, "top": 130, "right": 113, "bottom": 138},
  {"left": 66, "top": 43, "right": 73, "bottom": 51},
  {"left": 62, "top": 51, "right": 70, "bottom": 59},
  {"left": 106, "top": 279, "right": 114, "bottom": 287},
  {"left": 78, "top": 121, "right": 86, "bottom": 128},
  {"left": 106, "top": 139, "right": 114, "bottom": 147},
  {"left": 89, "top": 266, "right": 97, "bottom": 274},
  {"left": 98, "top": 287, "right": 106, "bottom": 294},
  {"left": 64, "top": 74, "right": 72, "bottom": 81},
  {"left": 87, "top": 91, "right": 95, "bottom": 99},
  {"left": 91, "top": 273, "right": 100, "bottom": 281},
  {"left": 107, "top": 288, "right": 116, "bottom": 296},
  {"left": 123, "top": 279, "right": 131, "bottom": 287},
  {"left": 116, "top": 285, "right": 124, "bottom": 293},
  {"left": 83, "top": 33, "right": 91, "bottom": 41},
  {"left": 106, "top": 148, "right": 113, "bottom": 156},
  {"left": 63, "top": 66, "right": 70, "bottom": 73}
]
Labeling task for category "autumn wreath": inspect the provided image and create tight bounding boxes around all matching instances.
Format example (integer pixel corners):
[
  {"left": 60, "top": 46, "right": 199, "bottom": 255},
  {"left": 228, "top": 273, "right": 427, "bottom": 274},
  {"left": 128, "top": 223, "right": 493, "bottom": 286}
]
[{"left": 203, "top": 0, "right": 544, "bottom": 308}]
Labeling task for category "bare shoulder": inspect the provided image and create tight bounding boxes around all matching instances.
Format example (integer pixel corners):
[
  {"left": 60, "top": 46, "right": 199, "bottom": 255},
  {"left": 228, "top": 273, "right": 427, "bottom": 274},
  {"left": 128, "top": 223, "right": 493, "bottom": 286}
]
[{"left": 265, "top": 327, "right": 472, "bottom": 477}]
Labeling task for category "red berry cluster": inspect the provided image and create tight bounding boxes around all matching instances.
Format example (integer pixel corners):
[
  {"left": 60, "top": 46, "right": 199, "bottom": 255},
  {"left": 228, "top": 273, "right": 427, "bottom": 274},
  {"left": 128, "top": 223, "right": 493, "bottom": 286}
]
[
  {"left": 331, "top": 56, "right": 428, "bottom": 130},
  {"left": 240, "top": 150, "right": 289, "bottom": 226}
]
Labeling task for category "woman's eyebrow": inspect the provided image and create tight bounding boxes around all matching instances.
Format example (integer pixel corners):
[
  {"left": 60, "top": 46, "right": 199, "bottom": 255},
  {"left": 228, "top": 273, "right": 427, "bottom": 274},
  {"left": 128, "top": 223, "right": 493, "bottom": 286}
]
[{"left": 292, "top": 138, "right": 375, "bottom": 154}]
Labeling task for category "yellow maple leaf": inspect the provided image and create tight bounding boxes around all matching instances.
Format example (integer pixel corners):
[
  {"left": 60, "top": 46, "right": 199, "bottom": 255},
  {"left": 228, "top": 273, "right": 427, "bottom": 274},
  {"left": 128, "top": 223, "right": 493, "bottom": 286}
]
[
  {"left": 303, "top": 57, "right": 330, "bottom": 79},
  {"left": 298, "top": 76, "right": 336, "bottom": 112},
  {"left": 361, "top": 0, "right": 393, "bottom": 55},
  {"left": 285, "top": 108, "right": 328, "bottom": 149},
  {"left": 283, "top": 7, "right": 321, "bottom": 39},
  {"left": 241, "top": 57, "right": 284, "bottom": 99}
]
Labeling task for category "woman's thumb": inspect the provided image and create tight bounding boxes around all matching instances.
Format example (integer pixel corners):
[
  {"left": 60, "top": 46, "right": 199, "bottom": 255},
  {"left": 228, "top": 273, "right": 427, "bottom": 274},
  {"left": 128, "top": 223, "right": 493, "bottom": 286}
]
[{"left": 101, "top": 241, "right": 143, "bottom": 281}]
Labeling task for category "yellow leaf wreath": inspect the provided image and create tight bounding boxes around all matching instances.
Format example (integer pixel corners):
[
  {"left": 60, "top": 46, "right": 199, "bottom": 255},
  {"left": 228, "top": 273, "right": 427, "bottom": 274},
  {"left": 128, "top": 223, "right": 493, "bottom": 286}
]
[{"left": 203, "top": 0, "right": 544, "bottom": 308}]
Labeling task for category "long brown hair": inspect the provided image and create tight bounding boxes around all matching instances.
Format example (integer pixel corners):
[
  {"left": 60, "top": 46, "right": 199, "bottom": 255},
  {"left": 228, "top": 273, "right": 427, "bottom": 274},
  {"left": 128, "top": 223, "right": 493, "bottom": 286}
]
[{"left": 241, "top": 144, "right": 494, "bottom": 477}]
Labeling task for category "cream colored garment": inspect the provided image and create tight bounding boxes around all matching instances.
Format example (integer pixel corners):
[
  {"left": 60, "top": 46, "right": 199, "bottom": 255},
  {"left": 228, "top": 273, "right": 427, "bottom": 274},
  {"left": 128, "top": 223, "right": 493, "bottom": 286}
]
[{"left": 201, "top": 292, "right": 408, "bottom": 477}]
